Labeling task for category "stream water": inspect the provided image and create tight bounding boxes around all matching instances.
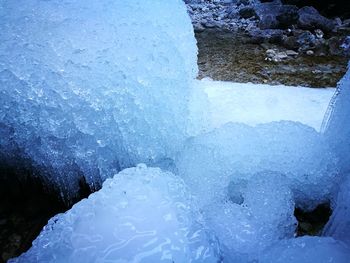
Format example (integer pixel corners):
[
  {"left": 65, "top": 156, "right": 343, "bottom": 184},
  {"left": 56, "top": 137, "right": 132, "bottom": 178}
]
[{"left": 196, "top": 30, "right": 348, "bottom": 88}]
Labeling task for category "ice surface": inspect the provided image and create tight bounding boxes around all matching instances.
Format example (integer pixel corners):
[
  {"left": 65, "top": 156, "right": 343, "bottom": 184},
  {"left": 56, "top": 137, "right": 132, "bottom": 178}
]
[
  {"left": 2, "top": 0, "right": 349, "bottom": 260},
  {"left": 176, "top": 120, "right": 340, "bottom": 260},
  {"left": 324, "top": 177, "right": 350, "bottom": 246},
  {"left": 204, "top": 172, "right": 296, "bottom": 261},
  {"left": 0, "top": 0, "right": 197, "bottom": 201},
  {"left": 260, "top": 236, "right": 350, "bottom": 263},
  {"left": 321, "top": 63, "right": 350, "bottom": 245},
  {"left": 9, "top": 165, "right": 219, "bottom": 263},
  {"left": 200, "top": 78, "right": 335, "bottom": 131},
  {"left": 176, "top": 121, "right": 338, "bottom": 210},
  {"left": 323, "top": 63, "right": 350, "bottom": 173}
]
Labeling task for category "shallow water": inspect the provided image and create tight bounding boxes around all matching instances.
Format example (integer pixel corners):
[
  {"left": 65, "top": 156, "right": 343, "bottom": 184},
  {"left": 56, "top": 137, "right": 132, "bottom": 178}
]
[{"left": 196, "top": 30, "right": 348, "bottom": 88}]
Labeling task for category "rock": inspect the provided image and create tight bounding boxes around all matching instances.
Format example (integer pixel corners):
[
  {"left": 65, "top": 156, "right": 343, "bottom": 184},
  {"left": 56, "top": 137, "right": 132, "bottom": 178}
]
[
  {"left": 296, "top": 30, "right": 317, "bottom": 50},
  {"left": 248, "top": 29, "right": 285, "bottom": 44},
  {"left": 265, "top": 49, "right": 289, "bottom": 62},
  {"left": 306, "top": 50, "right": 314, "bottom": 55},
  {"left": 254, "top": 2, "right": 299, "bottom": 30},
  {"left": 286, "top": 49, "right": 299, "bottom": 56},
  {"left": 343, "top": 19, "right": 350, "bottom": 27},
  {"left": 237, "top": 0, "right": 250, "bottom": 5},
  {"left": 281, "top": 0, "right": 350, "bottom": 19},
  {"left": 239, "top": 6, "right": 258, "bottom": 19},
  {"left": 276, "top": 5, "right": 299, "bottom": 29},
  {"left": 334, "top": 17, "right": 342, "bottom": 27},
  {"left": 315, "top": 29, "right": 324, "bottom": 39},
  {"left": 259, "top": 14, "right": 279, "bottom": 29},
  {"left": 298, "top": 6, "right": 336, "bottom": 33},
  {"left": 328, "top": 36, "right": 350, "bottom": 56},
  {"left": 341, "top": 36, "right": 350, "bottom": 51},
  {"left": 282, "top": 35, "right": 299, "bottom": 49}
]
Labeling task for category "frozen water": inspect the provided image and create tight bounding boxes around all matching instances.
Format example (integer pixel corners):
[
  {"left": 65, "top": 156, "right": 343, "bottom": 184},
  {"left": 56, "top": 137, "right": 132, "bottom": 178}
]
[
  {"left": 201, "top": 79, "right": 335, "bottom": 131},
  {"left": 324, "top": 177, "right": 350, "bottom": 246},
  {"left": 0, "top": 0, "right": 197, "bottom": 201},
  {"left": 322, "top": 63, "right": 350, "bottom": 245},
  {"left": 176, "top": 121, "right": 339, "bottom": 210},
  {"left": 176, "top": 120, "right": 339, "bottom": 260},
  {"left": 323, "top": 63, "right": 350, "bottom": 173},
  {"left": 1, "top": 0, "right": 349, "bottom": 261},
  {"left": 9, "top": 165, "right": 219, "bottom": 263},
  {"left": 204, "top": 172, "right": 296, "bottom": 260},
  {"left": 260, "top": 236, "right": 350, "bottom": 263}
]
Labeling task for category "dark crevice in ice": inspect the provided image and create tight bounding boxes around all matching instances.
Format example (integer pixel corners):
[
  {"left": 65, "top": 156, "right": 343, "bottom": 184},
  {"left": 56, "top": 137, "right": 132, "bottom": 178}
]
[
  {"left": 0, "top": 164, "right": 92, "bottom": 263},
  {"left": 294, "top": 202, "right": 332, "bottom": 237}
]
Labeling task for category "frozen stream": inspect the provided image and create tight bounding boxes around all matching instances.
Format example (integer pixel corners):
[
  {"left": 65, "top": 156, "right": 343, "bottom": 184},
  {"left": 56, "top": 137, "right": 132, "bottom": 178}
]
[{"left": 200, "top": 79, "right": 335, "bottom": 131}]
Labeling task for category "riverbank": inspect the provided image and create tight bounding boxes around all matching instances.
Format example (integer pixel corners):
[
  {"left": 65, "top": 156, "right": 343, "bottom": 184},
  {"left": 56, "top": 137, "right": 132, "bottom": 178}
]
[{"left": 196, "top": 29, "right": 348, "bottom": 87}]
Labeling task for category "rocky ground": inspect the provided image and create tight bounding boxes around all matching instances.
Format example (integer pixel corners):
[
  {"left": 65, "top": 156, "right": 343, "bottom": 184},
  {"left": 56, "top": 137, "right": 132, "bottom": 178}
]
[
  {"left": 196, "top": 29, "right": 348, "bottom": 87},
  {"left": 185, "top": 0, "right": 350, "bottom": 58}
]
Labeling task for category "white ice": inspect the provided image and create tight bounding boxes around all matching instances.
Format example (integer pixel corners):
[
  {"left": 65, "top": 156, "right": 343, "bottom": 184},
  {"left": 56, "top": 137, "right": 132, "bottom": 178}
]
[
  {"left": 9, "top": 165, "right": 219, "bottom": 263},
  {"left": 1, "top": 0, "right": 350, "bottom": 262},
  {"left": 200, "top": 78, "right": 335, "bottom": 131}
]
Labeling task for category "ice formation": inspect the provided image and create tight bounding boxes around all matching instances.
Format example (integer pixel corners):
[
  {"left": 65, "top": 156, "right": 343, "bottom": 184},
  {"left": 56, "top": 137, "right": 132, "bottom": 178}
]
[
  {"left": 322, "top": 63, "right": 350, "bottom": 246},
  {"left": 260, "top": 236, "right": 350, "bottom": 263},
  {"left": 176, "top": 121, "right": 338, "bottom": 210},
  {"left": 0, "top": 0, "right": 197, "bottom": 201},
  {"left": 1, "top": 0, "right": 350, "bottom": 262},
  {"left": 9, "top": 165, "right": 219, "bottom": 263},
  {"left": 201, "top": 79, "right": 334, "bottom": 131},
  {"left": 204, "top": 172, "right": 296, "bottom": 261}
]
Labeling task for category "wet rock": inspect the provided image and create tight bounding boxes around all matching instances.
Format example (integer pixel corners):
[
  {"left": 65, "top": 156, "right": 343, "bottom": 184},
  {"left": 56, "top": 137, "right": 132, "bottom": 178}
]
[
  {"left": 298, "top": 6, "right": 336, "bottom": 33},
  {"left": 327, "top": 36, "right": 350, "bottom": 56},
  {"left": 282, "top": 35, "right": 300, "bottom": 49},
  {"left": 276, "top": 5, "right": 299, "bottom": 29},
  {"left": 286, "top": 49, "right": 299, "bottom": 56},
  {"left": 315, "top": 29, "right": 324, "bottom": 39},
  {"left": 296, "top": 30, "right": 317, "bottom": 48},
  {"left": 328, "top": 36, "right": 343, "bottom": 55},
  {"left": 265, "top": 49, "right": 289, "bottom": 62},
  {"left": 281, "top": 0, "right": 350, "bottom": 19},
  {"left": 248, "top": 28, "right": 285, "bottom": 44},
  {"left": 239, "top": 6, "right": 258, "bottom": 19},
  {"left": 254, "top": 2, "right": 299, "bottom": 29}
]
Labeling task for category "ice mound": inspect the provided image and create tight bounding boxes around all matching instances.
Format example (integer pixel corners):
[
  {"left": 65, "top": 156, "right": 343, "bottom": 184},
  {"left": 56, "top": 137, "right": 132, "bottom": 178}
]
[
  {"left": 205, "top": 172, "right": 296, "bottom": 261},
  {"left": 323, "top": 62, "right": 350, "bottom": 173},
  {"left": 176, "top": 121, "right": 338, "bottom": 210},
  {"left": 322, "top": 65, "right": 350, "bottom": 169},
  {"left": 321, "top": 63, "right": 350, "bottom": 245},
  {"left": 9, "top": 165, "right": 219, "bottom": 263},
  {"left": 324, "top": 177, "right": 350, "bottom": 246},
  {"left": 0, "top": 0, "right": 197, "bottom": 201},
  {"left": 260, "top": 236, "right": 350, "bottom": 263}
]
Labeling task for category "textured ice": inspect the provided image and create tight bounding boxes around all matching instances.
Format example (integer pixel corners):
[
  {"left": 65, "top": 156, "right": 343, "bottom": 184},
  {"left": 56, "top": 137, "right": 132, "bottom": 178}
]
[
  {"left": 2, "top": 0, "right": 350, "bottom": 261},
  {"left": 176, "top": 121, "right": 338, "bottom": 210},
  {"left": 322, "top": 63, "right": 350, "bottom": 246},
  {"left": 0, "top": 0, "right": 197, "bottom": 201},
  {"left": 260, "top": 236, "right": 350, "bottom": 263},
  {"left": 204, "top": 172, "right": 296, "bottom": 260},
  {"left": 323, "top": 62, "right": 350, "bottom": 173},
  {"left": 324, "top": 177, "right": 350, "bottom": 246},
  {"left": 9, "top": 165, "right": 219, "bottom": 263}
]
